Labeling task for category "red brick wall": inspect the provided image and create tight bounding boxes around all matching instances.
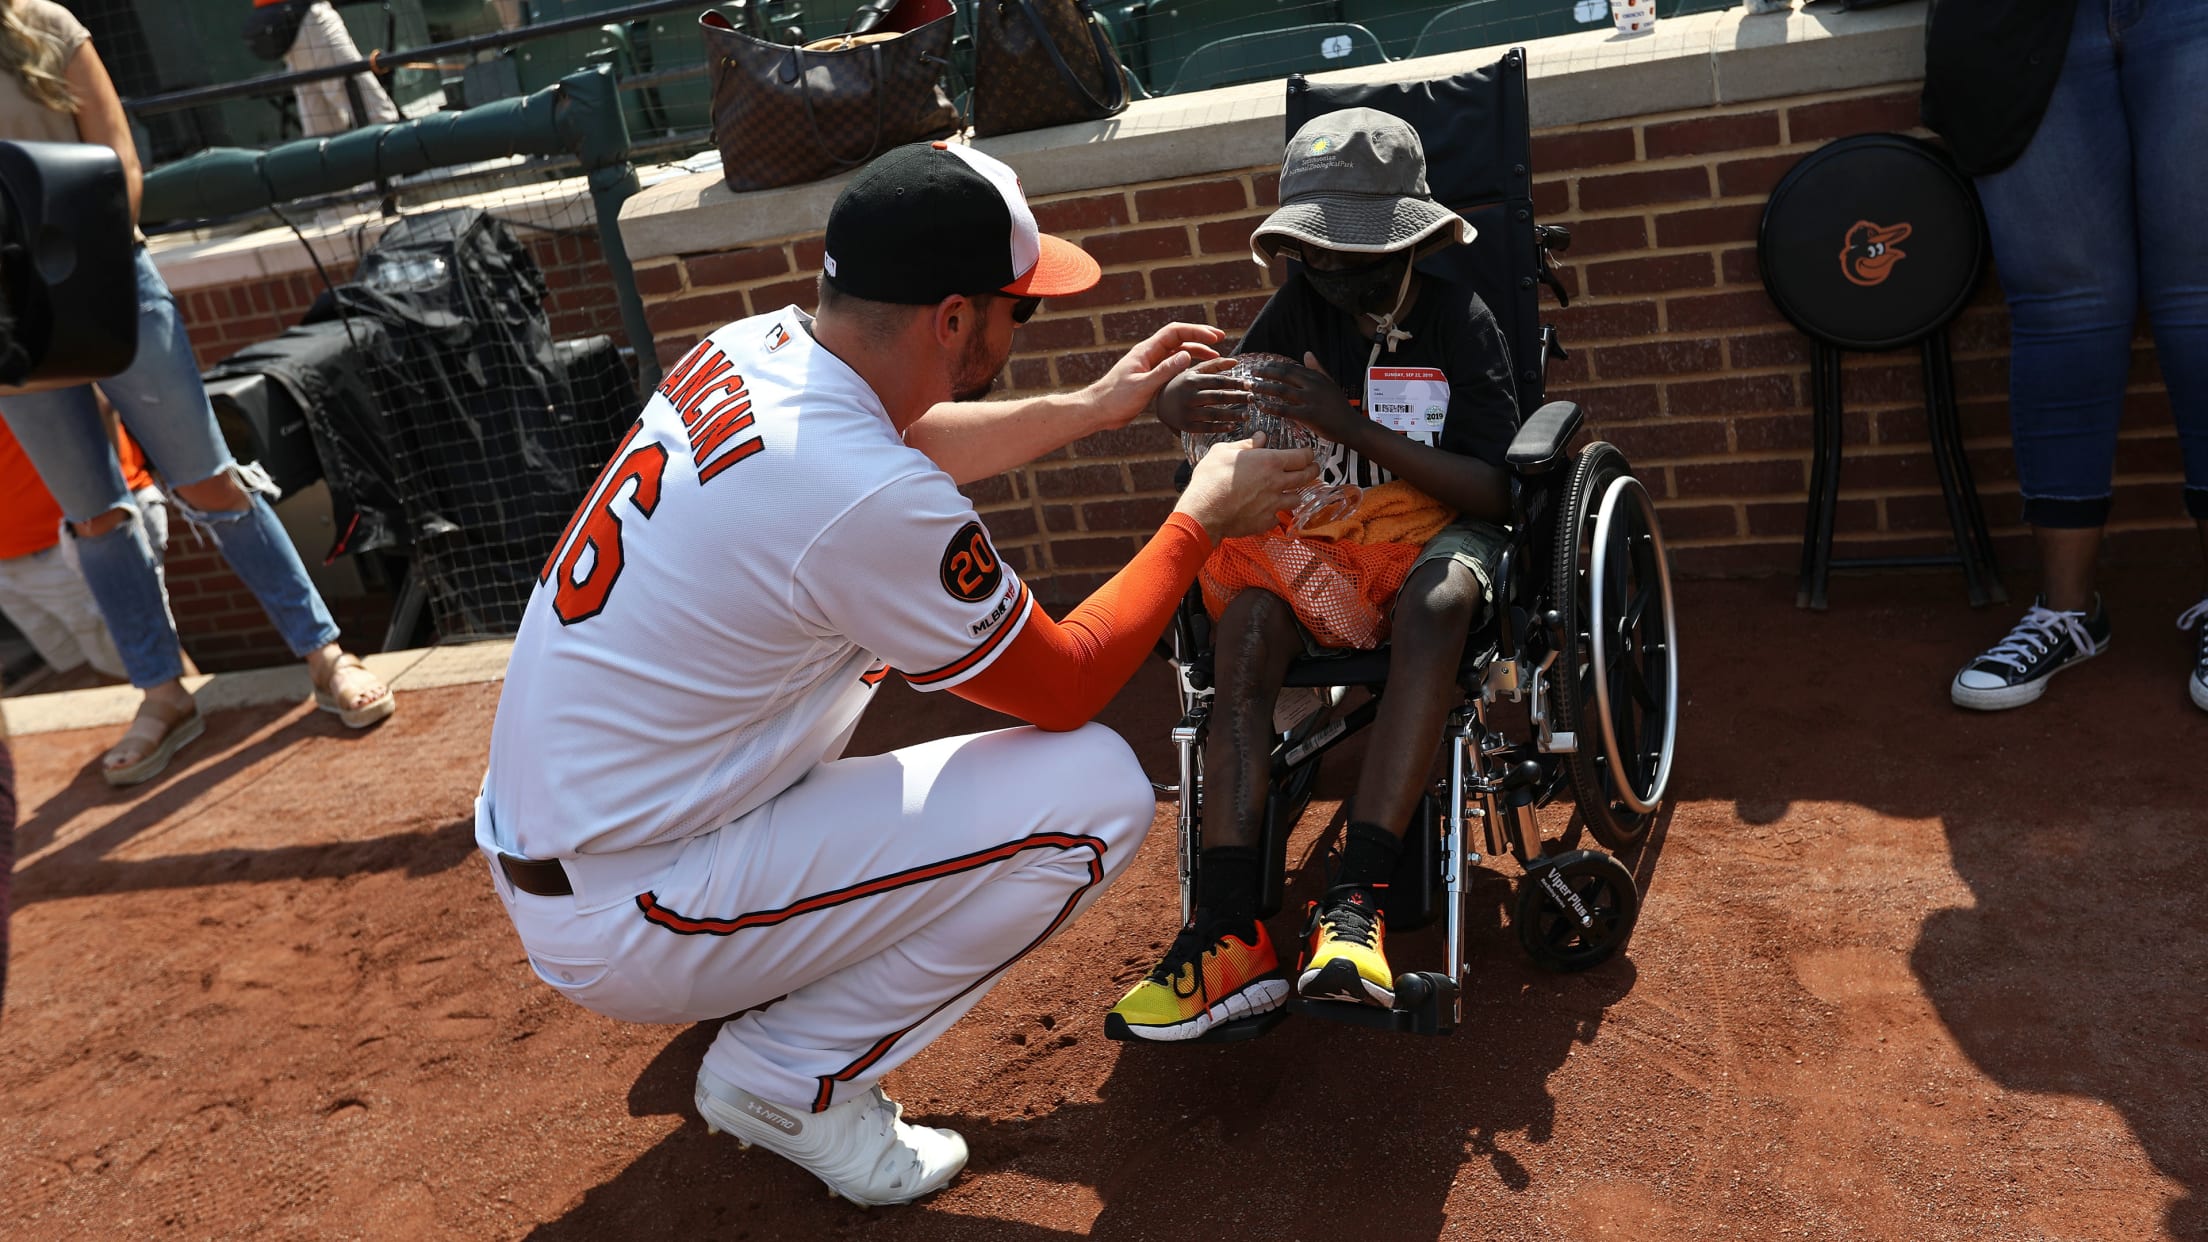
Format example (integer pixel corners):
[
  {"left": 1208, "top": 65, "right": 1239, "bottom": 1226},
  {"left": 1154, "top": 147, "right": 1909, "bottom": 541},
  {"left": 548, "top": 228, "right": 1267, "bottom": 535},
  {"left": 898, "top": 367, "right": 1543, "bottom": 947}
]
[
  {"left": 155, "top": 230, "right": 625, "bottom": 669},
  {"left": 633, "top": 80, "right": 2190, "bottom": 607}
]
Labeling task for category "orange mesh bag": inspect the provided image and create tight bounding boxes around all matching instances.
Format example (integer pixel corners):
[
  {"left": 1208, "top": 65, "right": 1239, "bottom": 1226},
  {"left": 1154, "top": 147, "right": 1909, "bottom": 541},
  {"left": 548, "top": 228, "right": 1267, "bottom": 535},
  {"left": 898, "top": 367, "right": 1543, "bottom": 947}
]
[{"left": 1199, "top": 481, "right": 1456, "bottom": 650}]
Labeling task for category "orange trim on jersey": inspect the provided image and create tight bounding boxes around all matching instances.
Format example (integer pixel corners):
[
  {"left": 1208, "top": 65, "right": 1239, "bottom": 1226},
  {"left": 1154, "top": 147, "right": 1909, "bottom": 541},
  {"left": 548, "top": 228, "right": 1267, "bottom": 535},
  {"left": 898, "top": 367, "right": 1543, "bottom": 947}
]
[
  {"left": 901, "top": 581, "right": 1033, "bottom": 687},
  {"left": 633, "top": 830, "right": 1103, "bottom": 938},
  {"left": 860, "top": 664, "right": 890, "bottom": 686},
  {"left": 949, "top": 511, "right": 1213, "bottom": 730}
]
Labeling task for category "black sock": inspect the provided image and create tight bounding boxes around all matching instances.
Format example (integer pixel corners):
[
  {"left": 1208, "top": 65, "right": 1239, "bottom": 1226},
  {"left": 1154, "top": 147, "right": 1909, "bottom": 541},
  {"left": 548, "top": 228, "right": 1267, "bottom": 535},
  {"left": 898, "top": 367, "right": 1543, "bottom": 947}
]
[
  {"left": 1198, "top": 846, "right": 1260, "bottom": 927},
  {"left": 1335, "top": 820, "right": 1403, "bottom": 891}
]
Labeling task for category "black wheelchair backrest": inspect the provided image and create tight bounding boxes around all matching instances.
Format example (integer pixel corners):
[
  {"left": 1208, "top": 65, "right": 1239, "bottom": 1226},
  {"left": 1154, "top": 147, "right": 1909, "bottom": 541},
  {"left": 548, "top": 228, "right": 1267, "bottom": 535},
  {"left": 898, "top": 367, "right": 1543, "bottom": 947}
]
[{"left": 1284, "top": 51, "right": 1545, "bottom": 416}]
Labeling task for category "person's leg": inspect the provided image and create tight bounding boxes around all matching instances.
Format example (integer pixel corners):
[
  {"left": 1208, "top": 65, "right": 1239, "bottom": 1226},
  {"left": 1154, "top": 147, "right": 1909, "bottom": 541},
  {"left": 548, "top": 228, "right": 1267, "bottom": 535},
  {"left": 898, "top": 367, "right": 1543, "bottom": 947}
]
[
  {"left": 0, "top": 553, "right": 95, "bottom": 674},
  {"left": 1953, "top": 0, "right": 2127, "bottom": 708},
  {"left": 0, "top": 391, "right": 187, "bottom": 691},
  {"left": 2118, "top": 0, "right": 2208, "bottom": 704},
  {"left": 100, "top": 251, "right": 387, "bottom": 720},
  {"left": 693, "top": 725, "right": 1151, "bottom": 1103},
  {"left": 1196, "top": 587, "right": 1302, "bottom": 882},
  {"left": 1107, "top": 587, "right": 1300, "bottom": 1041},
  {"left": 1343, "top": 559, "right": 1481, "bottom": 838},
  {"left": 513, "top": 724, "right": 1153, "bottom": 1203},
  {"left": 1300, "top": 536, "right": 1487, "bottom": 1007},
  {"left": 130, "top": 486, "right": 196, "bottom": 677},
  {"left": 10, "top": 546, "right": 128, "bottom": 680}
]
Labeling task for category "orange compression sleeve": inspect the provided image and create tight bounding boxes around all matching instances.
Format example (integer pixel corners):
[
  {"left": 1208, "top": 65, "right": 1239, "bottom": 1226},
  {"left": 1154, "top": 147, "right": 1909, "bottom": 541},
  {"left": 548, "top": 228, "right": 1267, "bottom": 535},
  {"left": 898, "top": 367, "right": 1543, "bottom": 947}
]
[{"left": 950, "top": 511, "right": 1214, "bottom": 730}]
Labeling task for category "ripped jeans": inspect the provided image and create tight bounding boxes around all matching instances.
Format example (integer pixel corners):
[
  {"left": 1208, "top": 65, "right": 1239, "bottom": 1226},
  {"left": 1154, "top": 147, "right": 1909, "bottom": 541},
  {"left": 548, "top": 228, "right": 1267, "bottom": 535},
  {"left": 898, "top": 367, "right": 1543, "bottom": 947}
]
[{"left": 0, "top": 247, "right": 339, "bottom": 687}]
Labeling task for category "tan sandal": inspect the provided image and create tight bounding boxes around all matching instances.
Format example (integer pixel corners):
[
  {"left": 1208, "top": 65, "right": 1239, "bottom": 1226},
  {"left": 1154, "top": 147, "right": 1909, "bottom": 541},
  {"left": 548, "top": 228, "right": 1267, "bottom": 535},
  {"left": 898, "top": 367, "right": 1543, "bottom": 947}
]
[
  {"left": 102, "top": 702, "right": 206, "bottom": 788},
  {"left": 313, "top": 652, "right": 396, "bottom": 729}
]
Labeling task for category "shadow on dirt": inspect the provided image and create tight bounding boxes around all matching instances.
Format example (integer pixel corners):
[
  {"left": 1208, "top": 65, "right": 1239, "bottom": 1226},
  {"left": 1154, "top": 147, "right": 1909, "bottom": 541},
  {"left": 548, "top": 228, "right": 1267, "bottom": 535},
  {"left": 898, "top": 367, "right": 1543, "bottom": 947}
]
[
  {"left": 516, "top": 573, "right": 1687, "bottom": 1239},
  {"left": 1684, "top": 566, "right": 2208, "bottom": 1238},
  {"left": 8, "top": 700, "right": 477, "bottom": 907},
  {"left": 528, "top": 698, "right": 1652, "bottom": 1241},
  {"left": 531, "top": 940, "right": 1638, "bottom": 1241}
]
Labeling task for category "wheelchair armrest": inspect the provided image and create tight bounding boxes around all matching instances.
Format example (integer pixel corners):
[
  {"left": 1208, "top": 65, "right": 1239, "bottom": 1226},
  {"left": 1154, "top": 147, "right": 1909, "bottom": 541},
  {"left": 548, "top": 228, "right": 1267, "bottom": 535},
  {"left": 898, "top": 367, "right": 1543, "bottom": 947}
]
[{"left": 1505, "top": 401, "right": 1583, "bottom": 476}]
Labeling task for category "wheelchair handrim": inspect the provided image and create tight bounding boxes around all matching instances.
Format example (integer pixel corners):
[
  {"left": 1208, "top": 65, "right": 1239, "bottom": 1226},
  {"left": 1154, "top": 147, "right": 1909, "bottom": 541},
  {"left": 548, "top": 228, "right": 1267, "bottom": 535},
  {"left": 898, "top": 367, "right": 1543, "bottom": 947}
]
[{"left": 1587, "top": 474, "right": 1678, "bottom": 815}]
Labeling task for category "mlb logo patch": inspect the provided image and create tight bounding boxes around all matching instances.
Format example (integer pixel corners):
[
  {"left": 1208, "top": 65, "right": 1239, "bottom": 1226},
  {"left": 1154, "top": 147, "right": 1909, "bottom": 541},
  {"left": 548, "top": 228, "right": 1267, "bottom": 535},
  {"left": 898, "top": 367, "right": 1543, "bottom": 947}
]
[{"left": 765, "top": 323, "right": 791, "bottom": 352}]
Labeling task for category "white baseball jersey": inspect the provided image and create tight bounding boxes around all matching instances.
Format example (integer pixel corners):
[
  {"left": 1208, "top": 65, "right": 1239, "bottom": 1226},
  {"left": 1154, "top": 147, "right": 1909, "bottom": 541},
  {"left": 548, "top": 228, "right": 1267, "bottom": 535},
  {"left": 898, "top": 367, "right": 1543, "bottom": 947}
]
[{"left": 484, "top": 307, "right": 1034, "bottom": 858}]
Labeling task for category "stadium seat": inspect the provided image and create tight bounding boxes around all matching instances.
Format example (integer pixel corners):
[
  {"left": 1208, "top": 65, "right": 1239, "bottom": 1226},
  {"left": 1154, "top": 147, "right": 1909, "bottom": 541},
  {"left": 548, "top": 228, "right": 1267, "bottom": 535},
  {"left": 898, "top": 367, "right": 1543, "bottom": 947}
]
[
  {"left": 1163, "top": 22, "right": 1391, "bottom": 95},
  {"left": 1408, "top": 0, "right": 1580, "bottom": 61},
  {"left": 1141, "top": 0, "right": 1343, "bottom": 98}
]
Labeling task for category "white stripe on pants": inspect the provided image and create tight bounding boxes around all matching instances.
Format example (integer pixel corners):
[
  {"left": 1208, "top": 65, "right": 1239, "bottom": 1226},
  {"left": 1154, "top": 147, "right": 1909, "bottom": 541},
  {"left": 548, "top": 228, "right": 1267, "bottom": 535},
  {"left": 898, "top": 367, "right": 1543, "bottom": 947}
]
[{"left": 484, "top": 723, "right": 1154, "bottom": 1112}]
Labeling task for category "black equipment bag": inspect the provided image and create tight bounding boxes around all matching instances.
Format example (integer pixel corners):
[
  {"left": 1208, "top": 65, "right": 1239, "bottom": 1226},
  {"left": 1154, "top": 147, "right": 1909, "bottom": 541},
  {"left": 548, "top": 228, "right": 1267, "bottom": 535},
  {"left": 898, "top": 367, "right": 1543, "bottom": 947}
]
[{"left": 322, "top": 208, "right": 606, "bottom": 638}]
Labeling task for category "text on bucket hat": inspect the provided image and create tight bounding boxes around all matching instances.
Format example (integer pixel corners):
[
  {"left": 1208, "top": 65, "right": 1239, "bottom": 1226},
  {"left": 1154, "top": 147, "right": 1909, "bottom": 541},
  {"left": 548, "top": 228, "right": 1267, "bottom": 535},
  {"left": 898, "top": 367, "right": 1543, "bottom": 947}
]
[
  {"left": 822, "top": 142, "right": 1101, "bottom": 304},
  {"left": 1248, "top": 108, "right": 1471, "bottom": 266}
]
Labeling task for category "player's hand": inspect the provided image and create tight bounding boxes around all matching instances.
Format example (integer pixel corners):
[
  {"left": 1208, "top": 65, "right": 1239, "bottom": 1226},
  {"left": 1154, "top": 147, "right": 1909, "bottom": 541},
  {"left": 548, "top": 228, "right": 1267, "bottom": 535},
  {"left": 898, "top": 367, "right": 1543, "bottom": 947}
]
[
  {"left": 1082, "top": 322, "right": 1227, "bottom": 430},
  {"left": 1246, "top": 352, "right": 1364, "bottom": 447},
  {"left": 1174, "top": 431, "right": 1320, "bottom": 540},
  {"left": 1154, "top": 357, "right": 1247, "bottom": 435}
]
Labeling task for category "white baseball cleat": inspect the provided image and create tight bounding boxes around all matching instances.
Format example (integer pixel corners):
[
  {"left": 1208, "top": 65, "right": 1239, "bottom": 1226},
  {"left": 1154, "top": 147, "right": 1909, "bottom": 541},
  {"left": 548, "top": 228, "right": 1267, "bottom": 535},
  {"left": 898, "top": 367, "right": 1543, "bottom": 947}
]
[{"left": 695, "top": 1067, "right": 968, "bottom": 1207}]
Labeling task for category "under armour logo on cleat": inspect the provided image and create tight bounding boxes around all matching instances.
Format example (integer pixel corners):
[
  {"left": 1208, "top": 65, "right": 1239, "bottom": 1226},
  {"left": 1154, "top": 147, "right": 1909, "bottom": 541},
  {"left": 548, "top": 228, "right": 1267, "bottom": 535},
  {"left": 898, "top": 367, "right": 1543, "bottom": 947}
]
[{"left": 743, "top": 1095, "right": 802, "bottom": 1135}]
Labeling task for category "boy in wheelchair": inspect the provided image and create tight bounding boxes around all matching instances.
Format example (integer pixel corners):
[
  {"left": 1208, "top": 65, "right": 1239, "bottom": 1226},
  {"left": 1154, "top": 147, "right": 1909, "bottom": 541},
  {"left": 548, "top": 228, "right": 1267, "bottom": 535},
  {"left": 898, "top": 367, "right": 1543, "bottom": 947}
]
[{"left": 1105, "top": 109, "right": 1524, "bottom": 1041}]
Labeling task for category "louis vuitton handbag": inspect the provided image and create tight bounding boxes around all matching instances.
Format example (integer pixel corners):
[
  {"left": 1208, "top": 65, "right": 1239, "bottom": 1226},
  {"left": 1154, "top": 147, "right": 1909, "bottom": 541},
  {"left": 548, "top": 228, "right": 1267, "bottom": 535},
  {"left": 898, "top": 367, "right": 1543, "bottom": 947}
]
[
  {"left": 701, "top": 0, "right": 960, "bottom": 194},
  {"left": 970, "top": 0, "right": 1130, "bottom": 138}
]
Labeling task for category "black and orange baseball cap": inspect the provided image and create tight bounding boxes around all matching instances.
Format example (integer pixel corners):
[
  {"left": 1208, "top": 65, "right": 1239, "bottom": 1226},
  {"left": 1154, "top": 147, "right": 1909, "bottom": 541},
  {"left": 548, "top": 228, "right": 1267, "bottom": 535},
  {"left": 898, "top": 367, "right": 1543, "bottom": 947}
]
[{"left": 822, "top": 142, "right": 1100, "bottom": 304}]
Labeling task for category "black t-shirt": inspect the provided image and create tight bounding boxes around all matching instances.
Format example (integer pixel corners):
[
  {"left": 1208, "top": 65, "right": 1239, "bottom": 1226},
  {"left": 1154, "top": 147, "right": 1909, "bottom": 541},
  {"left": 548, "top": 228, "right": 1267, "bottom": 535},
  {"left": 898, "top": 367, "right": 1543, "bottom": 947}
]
[{"left": 1238, "top": 270, "right": 1518, "bottom": 491}]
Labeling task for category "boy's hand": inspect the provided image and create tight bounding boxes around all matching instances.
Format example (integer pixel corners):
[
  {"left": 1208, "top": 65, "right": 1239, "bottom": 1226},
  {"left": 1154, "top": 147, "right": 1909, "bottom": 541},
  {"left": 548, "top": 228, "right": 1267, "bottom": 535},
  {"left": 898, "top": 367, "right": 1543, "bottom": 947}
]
[
  {"left": 1248, "top": 352, "right": 1365, "bottom": 446},
  {"left": 1155, "top": 357, "right": 1248, "bottom": 435}
]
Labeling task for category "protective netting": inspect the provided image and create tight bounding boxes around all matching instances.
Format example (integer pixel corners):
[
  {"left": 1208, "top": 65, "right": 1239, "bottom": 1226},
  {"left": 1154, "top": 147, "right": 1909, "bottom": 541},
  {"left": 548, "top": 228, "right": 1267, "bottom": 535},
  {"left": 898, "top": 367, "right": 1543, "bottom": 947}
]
[{"left": 219, "top": 194, "right": 637, "bottom": 642}]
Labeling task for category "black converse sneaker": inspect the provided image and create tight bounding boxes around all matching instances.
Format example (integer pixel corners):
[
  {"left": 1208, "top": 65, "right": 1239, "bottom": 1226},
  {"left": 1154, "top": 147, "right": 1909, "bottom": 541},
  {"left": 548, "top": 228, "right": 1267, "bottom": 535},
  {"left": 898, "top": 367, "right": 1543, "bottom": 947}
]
[
  {"left": 2179, "top": 599, "right": 2208, "bottom": 713},
  {"left": 1950, "top": 596, "right": 2112, "bottom": 711}
]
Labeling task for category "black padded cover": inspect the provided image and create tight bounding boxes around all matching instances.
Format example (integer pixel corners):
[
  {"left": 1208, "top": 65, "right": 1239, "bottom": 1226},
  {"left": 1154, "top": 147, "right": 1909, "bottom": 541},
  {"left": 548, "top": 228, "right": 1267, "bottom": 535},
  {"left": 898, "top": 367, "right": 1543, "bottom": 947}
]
[
  {"left": 1758, "top": 134, "right": 1986, "bottom": 352},
  {"left": 1284, "top": 53, "right": 1544, "bottom": 415}
]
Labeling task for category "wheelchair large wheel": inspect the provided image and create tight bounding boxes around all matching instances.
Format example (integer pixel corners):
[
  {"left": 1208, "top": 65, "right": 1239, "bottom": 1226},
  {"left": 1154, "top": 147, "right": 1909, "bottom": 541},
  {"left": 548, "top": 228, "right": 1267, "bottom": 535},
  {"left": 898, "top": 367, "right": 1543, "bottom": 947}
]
[
  {"left": 1549, "top": 442, "right": 1680, "bottom": 850},
  {"left": 1515, "top": 849, "right": 1639, "bottom": 972}
]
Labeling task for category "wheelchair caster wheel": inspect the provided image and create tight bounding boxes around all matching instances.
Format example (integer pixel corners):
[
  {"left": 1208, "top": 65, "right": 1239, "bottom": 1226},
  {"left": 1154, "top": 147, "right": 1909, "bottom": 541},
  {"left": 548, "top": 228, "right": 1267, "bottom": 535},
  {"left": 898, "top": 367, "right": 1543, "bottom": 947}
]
[{"left": 1515, "top": 849, "right": 1638, "bottom": 972}]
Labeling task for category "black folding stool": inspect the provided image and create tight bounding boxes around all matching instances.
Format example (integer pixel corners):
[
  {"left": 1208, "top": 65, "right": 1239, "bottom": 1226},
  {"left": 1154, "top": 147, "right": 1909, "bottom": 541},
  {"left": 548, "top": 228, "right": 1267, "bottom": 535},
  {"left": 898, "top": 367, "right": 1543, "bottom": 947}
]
[{"left": 1758, "top": 133, "right": 2004, "bottom": 611}]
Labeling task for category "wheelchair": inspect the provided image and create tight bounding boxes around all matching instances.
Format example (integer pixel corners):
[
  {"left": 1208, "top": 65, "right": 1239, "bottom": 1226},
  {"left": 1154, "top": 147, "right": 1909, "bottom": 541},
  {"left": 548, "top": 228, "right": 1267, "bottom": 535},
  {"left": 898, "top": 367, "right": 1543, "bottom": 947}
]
[{"left": 1153, "top": 55, "right": 1682, "bottom": 1040}]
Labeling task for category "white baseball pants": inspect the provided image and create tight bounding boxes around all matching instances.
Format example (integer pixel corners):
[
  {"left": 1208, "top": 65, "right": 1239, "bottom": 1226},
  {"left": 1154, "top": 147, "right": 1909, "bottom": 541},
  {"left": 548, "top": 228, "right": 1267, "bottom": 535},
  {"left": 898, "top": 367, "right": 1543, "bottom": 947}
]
[{"left": 481, "top": 723, "right": 1154, "bottom": 1113}]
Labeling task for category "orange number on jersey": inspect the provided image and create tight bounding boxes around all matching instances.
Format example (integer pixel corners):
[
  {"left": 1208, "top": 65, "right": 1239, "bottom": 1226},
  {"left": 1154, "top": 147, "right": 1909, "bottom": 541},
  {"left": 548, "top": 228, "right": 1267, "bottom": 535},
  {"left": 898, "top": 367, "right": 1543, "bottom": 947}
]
[
  {"left": 552, "top": 442, "right": 670, "bottom": 625},
  {"left": 946, "top": 532, "right": 996, "bottom": 599}
]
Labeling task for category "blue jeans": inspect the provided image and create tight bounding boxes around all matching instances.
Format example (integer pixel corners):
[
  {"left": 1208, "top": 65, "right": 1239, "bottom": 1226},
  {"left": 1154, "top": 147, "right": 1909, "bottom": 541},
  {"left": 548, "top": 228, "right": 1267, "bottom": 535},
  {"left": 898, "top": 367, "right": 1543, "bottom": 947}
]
[
  {"left": 0, "top": 248, "right": 339, "bottom": 687},
  {"left": 1974, "top": 0, "right": 2208, "bottom": 528}
]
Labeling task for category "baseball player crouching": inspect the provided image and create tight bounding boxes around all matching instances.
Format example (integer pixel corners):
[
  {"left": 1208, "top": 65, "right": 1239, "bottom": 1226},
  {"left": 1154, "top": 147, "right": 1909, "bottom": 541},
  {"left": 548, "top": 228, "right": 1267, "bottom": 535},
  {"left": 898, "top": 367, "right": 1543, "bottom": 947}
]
[{"left": 476, "top": 142, "right": 1317, "bottom": 1207}]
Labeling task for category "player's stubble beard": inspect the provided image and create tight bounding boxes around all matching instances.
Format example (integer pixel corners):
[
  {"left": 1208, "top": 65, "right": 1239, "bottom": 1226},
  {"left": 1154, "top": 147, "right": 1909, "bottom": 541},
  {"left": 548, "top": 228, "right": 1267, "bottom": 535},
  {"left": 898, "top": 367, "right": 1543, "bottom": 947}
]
[{"left": 949, "top": 324, "right": 1009, "bottom": 403}]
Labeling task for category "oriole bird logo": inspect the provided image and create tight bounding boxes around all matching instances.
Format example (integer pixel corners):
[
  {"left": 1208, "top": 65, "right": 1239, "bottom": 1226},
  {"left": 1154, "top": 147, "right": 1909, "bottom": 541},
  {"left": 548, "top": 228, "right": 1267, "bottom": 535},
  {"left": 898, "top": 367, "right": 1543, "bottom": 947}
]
[{"left": 1839, "top": 219, "right": 1913, "bottom": 287}]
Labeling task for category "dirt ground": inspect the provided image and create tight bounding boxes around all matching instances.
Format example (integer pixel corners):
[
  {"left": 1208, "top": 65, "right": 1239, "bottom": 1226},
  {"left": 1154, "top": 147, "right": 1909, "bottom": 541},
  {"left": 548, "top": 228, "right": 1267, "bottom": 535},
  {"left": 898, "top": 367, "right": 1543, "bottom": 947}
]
[{"left": 2, "top": 570, "right": 2203, "bottom": 1241}]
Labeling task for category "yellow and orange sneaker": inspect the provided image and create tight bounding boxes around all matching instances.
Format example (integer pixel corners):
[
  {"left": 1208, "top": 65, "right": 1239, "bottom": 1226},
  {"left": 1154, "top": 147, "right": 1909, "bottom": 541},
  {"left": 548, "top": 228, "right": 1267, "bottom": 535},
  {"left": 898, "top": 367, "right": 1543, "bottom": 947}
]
[
  {"left": 1297, "top": 886, "right": 1394, "bottom": 1007},
  {"left": 1104, "top": 912, "right": 1289, "bottom": 1042}
]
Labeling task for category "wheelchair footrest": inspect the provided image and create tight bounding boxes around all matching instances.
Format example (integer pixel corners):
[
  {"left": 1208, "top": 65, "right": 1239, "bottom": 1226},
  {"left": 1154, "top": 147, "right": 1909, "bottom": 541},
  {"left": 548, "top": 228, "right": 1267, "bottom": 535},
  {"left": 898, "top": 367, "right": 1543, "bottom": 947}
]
[{"left": 1287, "top": 972, "right": 1458, "bottom": 1036}]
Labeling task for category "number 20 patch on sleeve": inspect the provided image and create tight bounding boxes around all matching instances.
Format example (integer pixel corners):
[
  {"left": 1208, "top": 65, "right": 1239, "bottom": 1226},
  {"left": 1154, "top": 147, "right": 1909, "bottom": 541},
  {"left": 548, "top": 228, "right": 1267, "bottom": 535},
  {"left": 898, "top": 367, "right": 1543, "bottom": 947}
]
[{"left": 939, "top": 521, "right": 1004, "bottom": 603}]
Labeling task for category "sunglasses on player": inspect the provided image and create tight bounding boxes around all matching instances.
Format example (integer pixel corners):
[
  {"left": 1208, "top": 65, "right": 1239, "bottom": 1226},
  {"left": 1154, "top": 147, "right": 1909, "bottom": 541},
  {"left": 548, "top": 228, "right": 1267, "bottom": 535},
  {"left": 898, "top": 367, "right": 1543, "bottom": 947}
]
[{"left": 1011, "top": 296, "right": 1041, "bottom": 324}]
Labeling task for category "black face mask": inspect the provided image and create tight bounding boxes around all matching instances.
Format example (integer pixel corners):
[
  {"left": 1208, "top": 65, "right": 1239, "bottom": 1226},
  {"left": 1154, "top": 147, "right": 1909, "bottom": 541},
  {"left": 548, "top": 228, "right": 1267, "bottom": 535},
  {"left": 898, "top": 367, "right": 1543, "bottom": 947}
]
[{"left": 1304, "top": 253, "right": 1411, "bottom": 319}]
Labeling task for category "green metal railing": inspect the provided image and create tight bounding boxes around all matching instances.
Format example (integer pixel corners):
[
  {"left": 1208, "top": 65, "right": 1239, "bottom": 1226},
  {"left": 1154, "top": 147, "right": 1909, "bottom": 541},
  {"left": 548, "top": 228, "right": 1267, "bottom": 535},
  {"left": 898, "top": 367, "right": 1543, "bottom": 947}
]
[{"left": 143, "top": 66, "right": 661, "bottom": 394}]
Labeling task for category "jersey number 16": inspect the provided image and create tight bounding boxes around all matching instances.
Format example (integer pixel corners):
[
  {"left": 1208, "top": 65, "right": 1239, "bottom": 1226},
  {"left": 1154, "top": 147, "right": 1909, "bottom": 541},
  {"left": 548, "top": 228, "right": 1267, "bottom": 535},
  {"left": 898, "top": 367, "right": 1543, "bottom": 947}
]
[{"left": 543, "top": 425, "right": 670, "bottom": 625}]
